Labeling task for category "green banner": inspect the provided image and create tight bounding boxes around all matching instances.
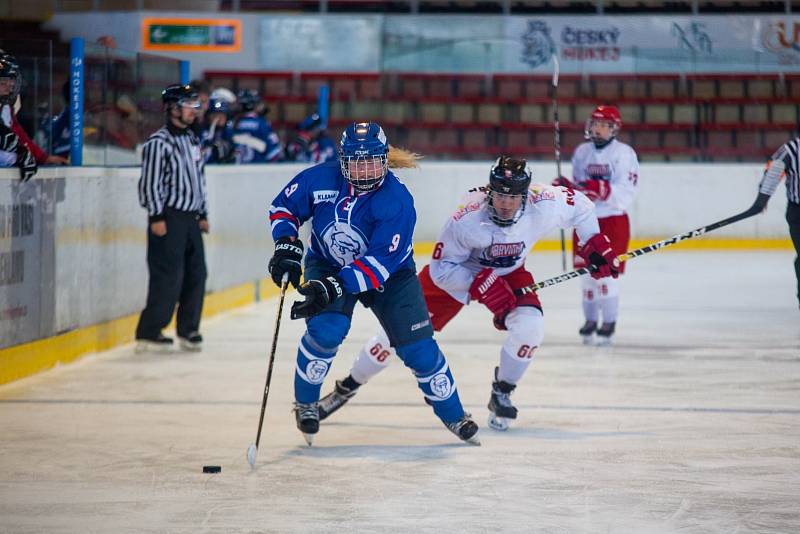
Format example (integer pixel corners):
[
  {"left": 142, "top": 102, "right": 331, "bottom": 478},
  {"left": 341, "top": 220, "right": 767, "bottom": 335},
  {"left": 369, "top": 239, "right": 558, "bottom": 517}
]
[{"left": 149, "top": 25, "right": 212, "bottom": 46}]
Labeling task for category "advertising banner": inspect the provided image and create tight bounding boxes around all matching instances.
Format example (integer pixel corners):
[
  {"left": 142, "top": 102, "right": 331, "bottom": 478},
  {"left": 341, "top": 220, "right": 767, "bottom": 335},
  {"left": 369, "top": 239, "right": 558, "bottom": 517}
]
[
  {"left": 382, "top": 15, "right": 506, "bottom": 72},
  {"left": 505, "top": 15, "right": 800, "bottom": 73},
  {"left": 259, "top": 15, "right": 382, "bottom": 71},
  {"left": 256, "top": 14, "right": 800, "bottom": 74},
  {"left": 0, "top": 179, "right": 59, "bottom": 349},
  {"left": 142, "top": 18, "right": 242, "bottom": 53}
]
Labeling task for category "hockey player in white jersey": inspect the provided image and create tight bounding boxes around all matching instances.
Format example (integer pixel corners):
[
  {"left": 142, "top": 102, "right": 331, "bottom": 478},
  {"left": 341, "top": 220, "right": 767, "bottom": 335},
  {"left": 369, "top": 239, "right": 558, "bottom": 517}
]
[
  {"left": 553, "top": 105, "right": 640, "bottom": 345},
  {"left": 316, "top": 156, "right": 620, "bottom": 431}
]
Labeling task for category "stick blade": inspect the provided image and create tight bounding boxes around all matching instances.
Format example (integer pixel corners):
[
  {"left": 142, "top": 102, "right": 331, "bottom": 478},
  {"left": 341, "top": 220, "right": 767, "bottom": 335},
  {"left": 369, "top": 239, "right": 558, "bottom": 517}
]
[{"left": 247, "top": 443, "right": 258, "bottom": 467}]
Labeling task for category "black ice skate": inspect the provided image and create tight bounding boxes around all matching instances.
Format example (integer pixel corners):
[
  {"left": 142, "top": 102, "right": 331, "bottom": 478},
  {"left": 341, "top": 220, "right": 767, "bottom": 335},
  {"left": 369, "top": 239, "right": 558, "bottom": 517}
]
[
  {"left": 134, "top": 333, "right": 173, "bottom": 353},
  {"left": 595, "top": 322, "right": 616, "bottom": 346},
  {"left": 294, "top": 402, "right": 319, "bottom": 446},
  {"left": 178, "top": 332, "right": 203, "bottom": 352},
  {"left": 487, "top": 367, "right": 518, "bottom": 431},
  {"left": 579, "top": 320, "right": 597, "bottom": 345},
  {"left": 445, "top": 413, "right": 481, "bottom": 446},
  {"left": 318, "top": 378, "right": 359, "bottom": 421}
]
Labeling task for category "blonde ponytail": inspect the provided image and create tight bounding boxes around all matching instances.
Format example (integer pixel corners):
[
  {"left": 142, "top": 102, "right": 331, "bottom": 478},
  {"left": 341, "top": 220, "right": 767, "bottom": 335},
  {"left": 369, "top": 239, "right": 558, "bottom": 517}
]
[{"left": 387, "top": 145, "right": 422, "bottom": 169}]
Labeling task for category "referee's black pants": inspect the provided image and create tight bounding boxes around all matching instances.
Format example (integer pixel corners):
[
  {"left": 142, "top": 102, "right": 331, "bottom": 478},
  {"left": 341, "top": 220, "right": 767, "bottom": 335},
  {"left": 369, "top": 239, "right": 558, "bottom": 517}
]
[
  {"left": 787, "top": 201, "right": 800, "bottom": 308},
  {"left": 136, "top": 208, "right": 207, "bottom": 340}
]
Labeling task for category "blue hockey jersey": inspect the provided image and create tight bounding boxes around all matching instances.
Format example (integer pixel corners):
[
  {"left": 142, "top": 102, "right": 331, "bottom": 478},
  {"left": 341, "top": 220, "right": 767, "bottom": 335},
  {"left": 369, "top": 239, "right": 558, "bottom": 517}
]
[
  {"left": 269, "top": 161, "right": 416, "bottom": 294},
  {"left": 232, "top": 113, "right": 283, "bottom": 163}
]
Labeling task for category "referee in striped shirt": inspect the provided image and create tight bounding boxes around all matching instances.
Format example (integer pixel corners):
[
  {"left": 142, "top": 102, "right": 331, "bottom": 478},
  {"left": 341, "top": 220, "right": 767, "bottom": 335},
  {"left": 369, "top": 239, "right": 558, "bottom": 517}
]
[
  {"left": 135, "top": 84, "right": 209, "bottom": 352},
  {"left": 759, "top": 136, "right": 800, "bottom": 309}
]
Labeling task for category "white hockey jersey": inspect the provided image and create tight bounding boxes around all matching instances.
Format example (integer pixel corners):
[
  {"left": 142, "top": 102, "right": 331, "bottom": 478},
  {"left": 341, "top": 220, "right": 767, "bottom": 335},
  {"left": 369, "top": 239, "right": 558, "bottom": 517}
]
[
  {"left": 571, "top": 138, "right": 640, "bottom": 218},
  {"left": 428, "top": 183, "right": 600, "bottom": 304}
]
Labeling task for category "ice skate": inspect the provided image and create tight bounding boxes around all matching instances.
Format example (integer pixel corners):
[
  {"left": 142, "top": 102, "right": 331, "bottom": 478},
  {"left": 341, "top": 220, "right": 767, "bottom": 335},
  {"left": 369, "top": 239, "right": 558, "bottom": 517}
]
[
  {"left": 445, "top": 413, "right": 481, "bottom": 446},
  {"left": 487, "top": 367, "right": 518, "bottom": 431},
  {"left": 294, "top": 402, "right": 319, "bottom": 446},
  {"left": 318, "top": 378, "right": 360, "bottom": 421},
  {"left": 134, "top": 333, "right": 173, "bottom": 353},
  {"left": 578, "top": 320, "right": 597, "bottom": 345},
  {"left": 178, "top": 332, "right": 203, "bottom": 352},
  {"left": 595, "top": 322, "right": 615, "bottom": 346}
]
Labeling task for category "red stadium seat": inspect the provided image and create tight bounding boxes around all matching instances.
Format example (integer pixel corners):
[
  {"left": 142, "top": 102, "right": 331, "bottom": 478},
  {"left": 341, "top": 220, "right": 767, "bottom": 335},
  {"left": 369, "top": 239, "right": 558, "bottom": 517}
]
[{"left": 203, "top": 70, "right": 800, "bottom": 162}]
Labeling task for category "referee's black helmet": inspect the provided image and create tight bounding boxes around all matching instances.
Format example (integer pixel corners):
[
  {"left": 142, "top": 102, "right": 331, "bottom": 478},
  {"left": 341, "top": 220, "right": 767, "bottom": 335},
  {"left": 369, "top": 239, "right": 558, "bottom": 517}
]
[{"left": 161, "top": 84, "right": 199, "bottom": 106}]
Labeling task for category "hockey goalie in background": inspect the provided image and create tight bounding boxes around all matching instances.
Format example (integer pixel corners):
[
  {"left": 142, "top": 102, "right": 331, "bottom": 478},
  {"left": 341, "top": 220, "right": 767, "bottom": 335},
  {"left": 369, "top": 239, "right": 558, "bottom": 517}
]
[
  {"left": 553, "top": 105, "right": 640, "bottom": 345},
  {"left": 318, "top": 156, "right": 620, "bottom": 431}
]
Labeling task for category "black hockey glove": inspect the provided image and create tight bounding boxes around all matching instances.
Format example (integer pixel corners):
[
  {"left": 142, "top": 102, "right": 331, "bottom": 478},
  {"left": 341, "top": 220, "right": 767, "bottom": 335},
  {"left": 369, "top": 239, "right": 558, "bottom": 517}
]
[
  {"left": 268, "top": 236, "right": 303, "bottom": 289},
  {"left": 211, "top": 138, "right": 234, "bottom": 163},
  {"left": 0, "top": 123, "right": 37, "bottom": 182},
  {"left": 0, "top": 123, "right": 17, "bottom": 152},
  {"left": 290, "top": 275, "right": 344, "bottom": 320},
  {"left": 17, "top": 147, "right": 37, "bottom": 182}
]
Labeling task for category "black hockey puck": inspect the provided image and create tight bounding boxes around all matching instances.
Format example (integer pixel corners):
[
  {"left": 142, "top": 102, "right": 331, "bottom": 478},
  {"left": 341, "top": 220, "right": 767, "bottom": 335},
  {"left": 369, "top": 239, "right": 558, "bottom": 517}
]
[{"left": 203, "top": 465, "right": 221, "bottom": 473}]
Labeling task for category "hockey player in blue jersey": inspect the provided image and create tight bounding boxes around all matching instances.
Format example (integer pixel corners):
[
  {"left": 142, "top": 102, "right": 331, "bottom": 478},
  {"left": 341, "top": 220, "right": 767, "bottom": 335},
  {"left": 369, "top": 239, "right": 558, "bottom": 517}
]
[
  {"left": 231, "top": 89, "right": 283, "bottom": 163},
  {"left": 284, "top": 113, "right": 337, "bottom": 164},
  {"left": 202, "top": 97, "right": 235, "bottom": 164},
  {"left": 267, "top": 121, "right": 480, "bottom": 446}
]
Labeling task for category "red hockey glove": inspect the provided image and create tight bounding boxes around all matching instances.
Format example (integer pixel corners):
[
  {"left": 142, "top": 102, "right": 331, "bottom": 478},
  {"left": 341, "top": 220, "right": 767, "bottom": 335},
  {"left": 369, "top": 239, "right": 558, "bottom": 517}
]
[
  {"left": 579, "top": 233, "right": 620, "bottom": 280},
  {"left": 469, "top": 268, "right": 517, "bottom": 316},
  {"left": 551, "top": 176, "right": 577, "bottom": 189},
  {"left": 577, "top": 179, "right": 611, "bottom": 202}
]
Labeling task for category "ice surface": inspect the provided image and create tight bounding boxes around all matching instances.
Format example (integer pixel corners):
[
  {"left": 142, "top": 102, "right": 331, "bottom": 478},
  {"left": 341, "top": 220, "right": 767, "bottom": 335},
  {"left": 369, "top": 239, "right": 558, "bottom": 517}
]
[{"left": 1, "top": 251, "right": 798, "bottom": 533}]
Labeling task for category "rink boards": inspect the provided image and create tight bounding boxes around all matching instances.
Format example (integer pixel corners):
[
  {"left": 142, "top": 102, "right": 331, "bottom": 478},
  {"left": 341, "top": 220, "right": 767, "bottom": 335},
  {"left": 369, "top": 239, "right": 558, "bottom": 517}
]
[{"left": 0, "top": 162, "right": 792, "bottom": 384}]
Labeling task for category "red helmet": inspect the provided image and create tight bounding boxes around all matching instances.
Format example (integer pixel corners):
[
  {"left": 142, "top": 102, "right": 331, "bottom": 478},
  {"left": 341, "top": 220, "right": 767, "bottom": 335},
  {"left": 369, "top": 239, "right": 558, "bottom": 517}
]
[
  {"left": 585, "top": 105, "right": 622, "bottom": 145},
  {"left": 590, "top": 105, "right": 622, "bottom": 127}
]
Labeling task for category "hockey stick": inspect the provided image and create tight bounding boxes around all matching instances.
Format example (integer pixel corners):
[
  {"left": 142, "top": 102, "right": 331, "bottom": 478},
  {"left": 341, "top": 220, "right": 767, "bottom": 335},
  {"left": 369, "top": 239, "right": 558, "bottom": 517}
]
[
  {"left": 516, "top": 193, "right": 769, "bottom": 296},
  {"left": 551, "top": 53, "right": 567, "bottom": 272},
  {"left": 247, "top": 273, "right": 290, "bottom": 468}
]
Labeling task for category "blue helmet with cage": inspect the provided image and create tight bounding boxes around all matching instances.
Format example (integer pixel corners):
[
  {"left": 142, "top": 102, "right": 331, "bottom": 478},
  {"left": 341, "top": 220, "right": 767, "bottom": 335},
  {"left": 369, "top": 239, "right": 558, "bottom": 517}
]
[
  {"left": 207, "top": 97, "right": 231, "bottom": 116},
  {"left": 339, "top": 121, "right": 389, "bottom": 192}
]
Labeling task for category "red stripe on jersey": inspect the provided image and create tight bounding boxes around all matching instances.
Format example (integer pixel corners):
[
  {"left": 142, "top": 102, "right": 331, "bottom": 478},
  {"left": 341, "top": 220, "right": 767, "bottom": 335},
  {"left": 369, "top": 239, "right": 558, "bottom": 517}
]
[
  {"left": 269, "top": 211, "right": 299, "bottom": 226},
  {"left": 353, "top": 259, "right": 380, "bottom": 288}
]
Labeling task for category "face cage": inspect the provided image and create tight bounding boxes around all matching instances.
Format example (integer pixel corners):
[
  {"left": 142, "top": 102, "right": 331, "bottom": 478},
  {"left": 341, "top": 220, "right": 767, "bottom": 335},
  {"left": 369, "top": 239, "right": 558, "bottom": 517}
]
[
  {"left": 487, "top": 190, "right": 527, "bottom": 227},
  {"left": 0, "top": 75, "right": 21, "bottom": 105},
  {"left": 340, "top": 154, "right": 388, "bottom": 192},
  {"left": 584, "top": 118, "right": 619, "bottom": 144}
]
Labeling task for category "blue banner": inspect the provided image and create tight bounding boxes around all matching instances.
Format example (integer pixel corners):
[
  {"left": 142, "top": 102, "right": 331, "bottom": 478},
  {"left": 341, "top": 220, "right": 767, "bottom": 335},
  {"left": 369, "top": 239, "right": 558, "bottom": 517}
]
[{"left": 69, "top": 38, "right": 84, "bottom": 166}]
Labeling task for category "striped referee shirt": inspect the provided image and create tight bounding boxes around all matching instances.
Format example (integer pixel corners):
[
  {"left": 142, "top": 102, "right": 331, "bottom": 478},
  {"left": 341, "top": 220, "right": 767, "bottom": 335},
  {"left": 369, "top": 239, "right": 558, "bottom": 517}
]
[
  {"left": 138, "top": 124, "right": 207, "bottom": 222},
  {"left": 760, "top": 137, "right": 799, "bottom": 204}
]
